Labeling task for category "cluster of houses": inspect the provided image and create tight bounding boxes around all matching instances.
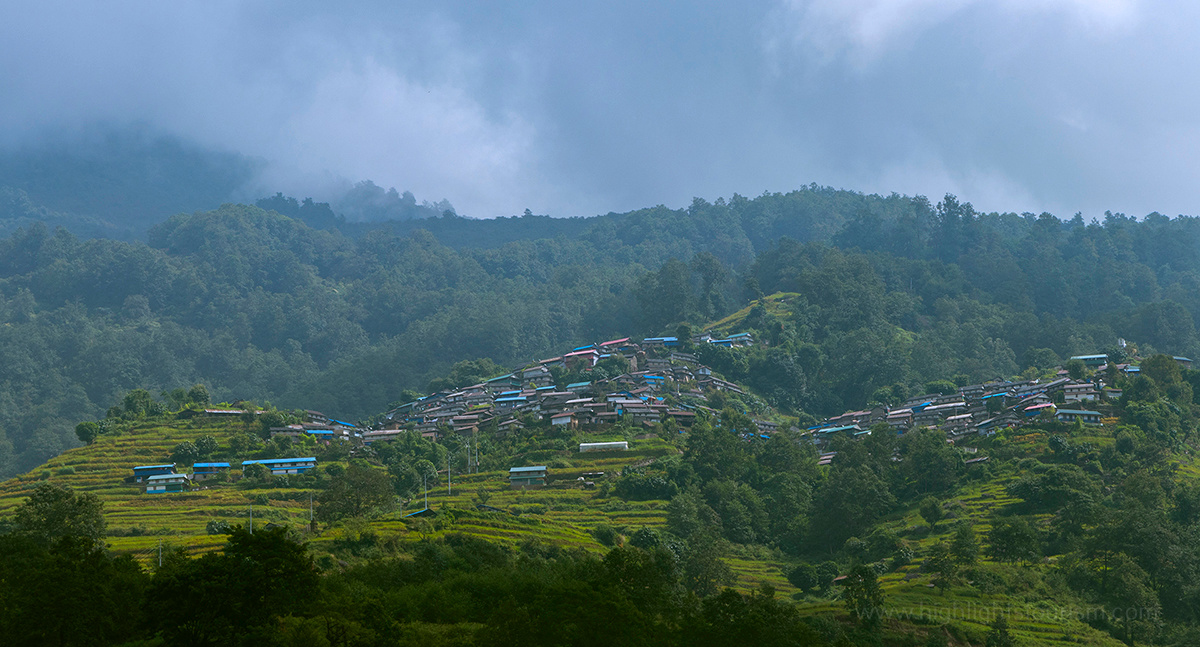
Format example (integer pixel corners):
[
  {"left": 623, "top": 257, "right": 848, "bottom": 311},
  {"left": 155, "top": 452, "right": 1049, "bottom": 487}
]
[
  {"left": 131, "top": 457, "right": 318, "bottom": 494},
  {"left": 366, "top": 334, "right": 767, "bottom": 445},
  {"left": 803, "top": 353, "right": 1175, "bottom": 448}
]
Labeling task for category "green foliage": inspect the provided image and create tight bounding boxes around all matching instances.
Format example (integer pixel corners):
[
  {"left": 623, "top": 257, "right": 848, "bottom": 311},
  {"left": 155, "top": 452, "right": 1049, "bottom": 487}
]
[
  {"left": 11, "top": 482, "right": 106, "bottom": 547},
  {"left": 74, "top": 421, "right": 99, "bottom": 445},
  {"left": 842, "top": 562, "right": 885, "bottom": 627},
  {"left": 919, "top": 496, "right": 944, "bottom": 530},
  {"left": 986, "top": 517, "right": 1040, "bottom": 564},
  {"left": 316, "top": 463, "right": 395, "bottom": 522}
]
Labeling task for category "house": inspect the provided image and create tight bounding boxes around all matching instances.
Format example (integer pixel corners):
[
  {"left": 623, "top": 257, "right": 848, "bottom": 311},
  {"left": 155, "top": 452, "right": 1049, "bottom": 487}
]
[
  {"left": 1063, "top": 383, "right": 1099, "bottom": 402},
  {"left": 132, "top": 464, "right": 176, "bottom": 483},
  {"left": 1070, "top": 354, "right": 1108, "bottom": 368},
  {"left": 580, "top": 441, "right": 628, "bottom": 452},
  {"left": 727, "top": 332, "right": 754, "bottom": 347},
  {"left": 1055, "top": 409, "right": 1103, "bottom": 425},
  {"left": 1175, "top": 356, "right": 1194, "bottom": 369},
  {"left": 550, "top": 411, "right": 578, "bottom": 428},
  {"left": 509, "top": 466, "right": 548, "bottom": 488},
  {"left": 241, "top": 457, "right": 317, "bottom": 475},
  {"left": 145, "top": 473, "right": 190, "bottom": 494},
  {"left": 192, "top": 462, "right": 231, "bottom": 482}
]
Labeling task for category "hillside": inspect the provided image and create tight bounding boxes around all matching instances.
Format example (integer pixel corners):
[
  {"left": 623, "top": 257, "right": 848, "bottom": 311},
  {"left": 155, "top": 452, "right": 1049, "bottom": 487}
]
[{"left": 5, "top": 326, "right": 1199, "bottom": 645}]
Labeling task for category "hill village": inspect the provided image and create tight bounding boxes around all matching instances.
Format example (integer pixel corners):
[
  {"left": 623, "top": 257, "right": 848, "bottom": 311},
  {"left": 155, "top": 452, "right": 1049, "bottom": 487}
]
[{"left": 130, "top": 333, "right": 1174, "bottom": 494}]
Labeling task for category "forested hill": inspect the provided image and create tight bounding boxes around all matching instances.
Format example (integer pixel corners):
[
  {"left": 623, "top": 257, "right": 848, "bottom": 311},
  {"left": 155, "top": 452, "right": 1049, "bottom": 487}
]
[{"left": 2, "top": 188, "right": 1200, "bottom": 481}]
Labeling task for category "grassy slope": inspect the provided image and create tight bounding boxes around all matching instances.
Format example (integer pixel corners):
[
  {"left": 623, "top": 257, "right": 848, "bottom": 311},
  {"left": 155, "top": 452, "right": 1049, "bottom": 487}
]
[{"left": 0, "top": 417, "right": 1137, "bottom": 645}]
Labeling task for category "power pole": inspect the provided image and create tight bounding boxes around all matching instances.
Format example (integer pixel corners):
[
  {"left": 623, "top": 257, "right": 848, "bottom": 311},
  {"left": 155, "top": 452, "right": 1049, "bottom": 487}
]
[
  {"left": 158, "top": 539, "right": 162, "bottom": 568},
  {"left": 249, "top": 505, "right": 252, "bottom": 534}
]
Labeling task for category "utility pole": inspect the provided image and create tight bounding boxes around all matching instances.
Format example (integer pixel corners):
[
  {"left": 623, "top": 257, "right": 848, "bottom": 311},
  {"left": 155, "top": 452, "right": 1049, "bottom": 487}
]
[
  {"left": 249, "top": 505, "right": 252, "bottom": 534},
  {"left": 309, "top": 491, "right": 313, "bottom": 530},
  {"left": 158, "top": 539, "right": 162, "bottom": 568},
  {"left": 447, "top": 452, "right": 451, "bottom": 495},
  {"left": 423, "top": 472, "right": 429, "bottom": 510}
]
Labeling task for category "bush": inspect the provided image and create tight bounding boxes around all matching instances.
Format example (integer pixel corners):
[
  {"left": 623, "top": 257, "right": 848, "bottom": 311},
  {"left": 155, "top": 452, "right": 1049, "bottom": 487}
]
[
  {"left": 206, "top": 520, "right": 231, "bottom": 535},
  {"left": 592, "top": 523, "right": 619, "bottom": 547},
  {"left": 56, "top": 466, "right": 76, "bottom": 476},
  {"left": 787, "top": 563, "right": 818, "bottom": 593}
]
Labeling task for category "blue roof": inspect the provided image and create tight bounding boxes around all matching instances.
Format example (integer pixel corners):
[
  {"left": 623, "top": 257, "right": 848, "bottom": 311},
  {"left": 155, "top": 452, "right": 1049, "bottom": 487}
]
[
  {"left": 729, "top": 332, "right": 752, "bottom": 339},
  {"left": 498, "top": 390, "right": 521, "bottom": 397},
  {"left": 306, "top": 430, "right": 334, "bottom": 435},
  {"left": 133, "top": 464, "right": 175, "bottom": 471},
  {"left": 1056, "top": 409, "right": 1101, "bottom": 416},
  {"left": 572, "top": 344, "right": 597, "bottom": 351},
  {"left": 567, "top": 381, "right": 591, "bottom": 388},
  {"left": 1176, "top": 356, "right": 1194, "bottom": 362},
  {"left": 242, "top": 457, "right": 316, "bottom": 465},
  {"left": 193, "top": 462, "right": 230, "bottom": 468},
  {"left": 147, "top": 473, "right": 187, "bottom": 481},
  {"left": 486, "top": 374, "right": 516, "bottom": 383},
  {"left": 509, "top": 466, "right": 547, "bottom": 473},
  {"left": 536, "top": 386, "right": 556, "bottom": 391},
  {"left": 496, "top": 396, "right": 527, "bottom": 403},
  {"left": 330, "top": 419, "right": 357, "bottom": 428}
]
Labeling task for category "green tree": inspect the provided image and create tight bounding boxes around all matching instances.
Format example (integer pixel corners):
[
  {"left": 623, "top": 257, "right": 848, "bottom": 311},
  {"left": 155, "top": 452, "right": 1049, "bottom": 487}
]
[
  {"left": 12, "top": 482, "right": 106, "bottom": 547},
  {"left": 950, "top": 523, "right": 979, "bottom": 566},
  {"left": 787, "top": 563, "right": 818, "bottom": 593},
  {"left": 317, "top": 463, "right": 395, "bottom": 522},
  {"left": 1065, "top": 359, "right": 1087, "bottom": 380},
  {"left": 187, "top": 384, "right": 210, "bottom": 406},
  {"left": 74, "top": 421, "right": 99, "bottom": 445},
  {"left": 195, "top": 434, "right": 218, "bottom": 458},
  {"left": 985, "top": 614, "right": 1016, "bottom": 647},
  {"left": 919, "top": 496, "right": 944, "bottom": 531},
  {"left": 843, "top": 562, "right": 885, "bottom": 626},
  {"left": 926, "top": 540, "right": 957, "bottom": 594},
  {"left": 987, "top": 517, "right": 1039, "bottom": 564},
  {"left": 172, "top": 440, "right": 199, "bottom": 465}
]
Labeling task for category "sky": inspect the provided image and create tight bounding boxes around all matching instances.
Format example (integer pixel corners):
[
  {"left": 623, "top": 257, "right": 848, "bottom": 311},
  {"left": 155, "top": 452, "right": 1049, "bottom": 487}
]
[{"left": 2, "top": 0, "right": 1198, "bottom": 219}]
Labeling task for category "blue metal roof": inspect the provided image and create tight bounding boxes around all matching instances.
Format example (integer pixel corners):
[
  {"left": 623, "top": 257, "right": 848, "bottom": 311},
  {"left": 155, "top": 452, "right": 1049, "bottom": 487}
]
[
  {"left": 192, "top": 462, "right": 230, "bottom": 468},
  {"left": 147, "top": 473, "right": 188, "bottom": 481},
  {"left": 509, "top": 466, "right": 547, "bottom": 473},
  {"left": 567, "top": 381, "right": 591, "bottom": 388},
  {"left": 133, "top": 464, "right": 175, "bottom": 471},
  {"left": 496, "top": 396, "right": 527, "bottom": 403},
  {"left": 306, "top": 430, "right": 334, "bottom": 435},
  {"left": 330, "top": 419, "right": 357, "bottom": 428}
]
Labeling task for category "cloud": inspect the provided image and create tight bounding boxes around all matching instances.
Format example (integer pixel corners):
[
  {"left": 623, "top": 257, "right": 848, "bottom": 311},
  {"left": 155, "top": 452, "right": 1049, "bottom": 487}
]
[{"left": 772, "top": 0, "right": 1140, "bottom": 66}]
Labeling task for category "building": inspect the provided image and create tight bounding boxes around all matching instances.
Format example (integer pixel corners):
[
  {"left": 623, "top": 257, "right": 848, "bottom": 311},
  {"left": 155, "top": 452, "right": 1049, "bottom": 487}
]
[
  {"left": 241, "top": 457, "right": 317, "bottom": 475},
  {"left": 1069, "top": 354, "right": 1108, "bottom": 368},
  {"left": 132, "top": 464, "right": 176, "bottom": 483},
  {"left": 1055, "top": 409, "right": 1103, "bottom": 425},
  {"left": 509, "top": 466, "right": 548, "bottom": 488},
  {"left": 579, "top": 441, "right": 628, "bottom": 452},
  {"left": 145, "top": 473, "right": 190, "bottom": 494},
  {"left": 191, "top": 462, "right": 231, "bottom": 482}
]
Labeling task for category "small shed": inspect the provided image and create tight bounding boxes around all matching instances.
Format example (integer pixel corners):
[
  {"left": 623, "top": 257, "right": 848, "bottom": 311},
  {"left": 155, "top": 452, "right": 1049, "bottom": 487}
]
[
  {"left": 145, "top": 473, "right": 190, "bottom": 494},
  {"left": 509, "top": 466, "right": 548, "bottom": 489},
  {"left": 579, "top": 441, "right": 628, "bottom": 452}
]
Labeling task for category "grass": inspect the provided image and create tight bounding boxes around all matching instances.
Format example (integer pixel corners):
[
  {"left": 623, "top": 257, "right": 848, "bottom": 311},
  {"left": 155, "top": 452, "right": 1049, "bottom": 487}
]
[{"left": 0, "top": 416, "right": 1144, "bottom": 645}]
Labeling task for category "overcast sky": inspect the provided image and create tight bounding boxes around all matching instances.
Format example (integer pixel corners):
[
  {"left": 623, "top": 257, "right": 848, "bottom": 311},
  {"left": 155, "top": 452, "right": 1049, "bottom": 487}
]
[{"left": 2, "top": 0, "right": 1197, "bottom": 219}]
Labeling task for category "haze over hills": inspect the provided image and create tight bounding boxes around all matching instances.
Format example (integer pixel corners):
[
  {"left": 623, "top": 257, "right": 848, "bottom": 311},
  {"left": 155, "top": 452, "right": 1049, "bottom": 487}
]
[{"left": 1, "top": 134, "right": 1200, "bottom": 488}]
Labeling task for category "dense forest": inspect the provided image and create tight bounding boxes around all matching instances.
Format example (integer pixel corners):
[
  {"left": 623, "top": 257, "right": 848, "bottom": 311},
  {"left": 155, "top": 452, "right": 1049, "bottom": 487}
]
[{"left": 2, "top": 180, "right": 1200, "bottom": 487}]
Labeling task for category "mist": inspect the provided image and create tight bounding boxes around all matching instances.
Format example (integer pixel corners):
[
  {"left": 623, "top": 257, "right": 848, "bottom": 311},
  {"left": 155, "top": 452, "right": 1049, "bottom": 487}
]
[{"left": 3, "top": 1, "right": 1199, "bottom": 219}]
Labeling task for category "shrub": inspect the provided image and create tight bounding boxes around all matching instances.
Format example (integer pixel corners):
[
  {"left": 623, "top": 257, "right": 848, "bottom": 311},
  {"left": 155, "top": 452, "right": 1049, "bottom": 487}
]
[
  {"left": 206, "top": 520, "right": 231, "bottom": 535},
  {"left": 56, "top": 466, "right": 76, "bottom": 476},
  {"left": 592, "top": 522, "right": 619, "bottom": 546}
]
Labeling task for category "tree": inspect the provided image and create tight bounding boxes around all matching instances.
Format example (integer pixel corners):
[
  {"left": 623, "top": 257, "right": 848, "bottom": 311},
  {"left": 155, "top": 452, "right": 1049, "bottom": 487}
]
[
  {"left": 843, "top": 563, "right": 884, "bottom": 626},
  {"left": 1065, "top": 359, "right": 1087, "bottom": 381},
  {"left": 12, "top": 482, "right": 106, "bottom": 547},
  {"left": 172, "top": 440, "right": 199, "bottom": 465},
  {"left": 187, "top": 383, "right": 210, "bottom": 406},
  {"left": 985, "top": 615, "right": 1016, "bottom": 647},
  {"left": 987, "top": 517, "right": 1039, "bottom": 564},
  {"left": 74, "top": 421, "right": 99, "bottom": 445},
  {"left": 787, "top": 563, "right": 818, "bottom": 593},
  {"left": 317, "top": 463, "right": 394, "bottom": 522},
  {"left": 919, "top": 496, "right": 944, "bottom": 531},
  {"left": 926, "top": 541, "right": 957, "bottom": 594},
  {"left": 950, "top": 523, "right": 979, "bottom": 566},
  {"left": 195, "top": 434, "right": 218, "bottom": 458}
]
